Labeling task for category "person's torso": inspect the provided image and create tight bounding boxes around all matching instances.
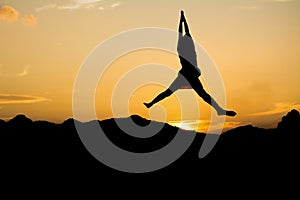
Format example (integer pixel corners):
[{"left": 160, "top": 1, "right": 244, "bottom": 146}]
[{"left": 177, "top": 35, "right": 201, "bottom": 77}]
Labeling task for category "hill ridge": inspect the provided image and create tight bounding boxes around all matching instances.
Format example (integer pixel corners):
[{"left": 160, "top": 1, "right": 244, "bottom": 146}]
[{"left": 1, "top": 109, "right": 299, "bottom": 134}]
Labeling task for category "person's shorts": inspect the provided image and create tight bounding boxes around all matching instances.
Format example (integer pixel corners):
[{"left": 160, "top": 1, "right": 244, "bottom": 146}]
[{"left": 169, "top": 73, "right": 193, "bottom": 91}]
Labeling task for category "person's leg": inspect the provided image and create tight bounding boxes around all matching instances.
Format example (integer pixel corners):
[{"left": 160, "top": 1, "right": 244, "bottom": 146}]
[
  {"left": 144, "top": 88, "right": 173, "bottom": 108},
  {"left": 144, "top": 75, "right": 182, "bottom": 108},
  {"left": 189, "top": 78, "right": 236, "bottom": 116}
]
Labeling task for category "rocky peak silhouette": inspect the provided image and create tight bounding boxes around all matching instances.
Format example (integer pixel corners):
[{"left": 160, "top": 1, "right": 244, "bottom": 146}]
[
  {"left": 0, "top": 109, "right": 299, "bottom": 182},
  {"left": 7, "top": 114, "right": 33, "bottom": 127},
  {"left": 277, "top": 109, "right": 300, "bottom": 131},
  {"left": 129, "top": 114, "right": 151, "bottom": 126},
  {"left": 0, "top": 119, "right": 5, "bottom": 125}
]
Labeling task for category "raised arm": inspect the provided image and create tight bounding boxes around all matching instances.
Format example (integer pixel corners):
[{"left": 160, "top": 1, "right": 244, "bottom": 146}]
[
  {"left": 178, "top": 12, "right": 183, "bottom": 36},
  {"left": 181, "top": 11, "right": 191, "bottom": 37}
]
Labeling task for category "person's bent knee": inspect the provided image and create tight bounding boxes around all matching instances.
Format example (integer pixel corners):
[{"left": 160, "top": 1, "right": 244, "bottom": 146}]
[{"left": 164, "top": 89, "right": 173, "bottom": 97}]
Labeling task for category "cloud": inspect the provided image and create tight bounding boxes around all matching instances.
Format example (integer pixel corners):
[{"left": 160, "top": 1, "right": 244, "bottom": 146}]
[
  {"left": 36, "top": 4, "right": 57, "bottom": 12},
  {"left": 37, "top": 0, "right": 122, "bottom": 11},
  {"left": 58, "top": 4, "right": 81, "bottom": 10},
  {"left": 249, "top": 102, "right": 300, "bottom": 116},
  {"left": 233, "top": 0, "right": 292, "bottom": 11},
  {"left": 270, "top": 0, "right": 292, "bottom": 2},
  {"left": 16, "top": 66, "right": 29, "bottom": 77},
  {"left": 0, "top": 5, "right": 37, "bottom": 27},
  {"left": 263, "top": 0, "right": 293, "bottom": 2},
  {"left": 22, "top": 14, "right": 37, "bottom": 27},
  {"left": 111, "top": 2, "right": 121, "bottom": 8},
  {"left": 0, "top": 94, "right": 50, "bottom": 105},
  {"left": 76, "top": 0, "right": 102, "bottom": 4},
  {"left": 58, "top": 0, "right": 103, "bottom": 10},
  {"left": 0, "top": 5, "right": 19, "bottom": 22}
]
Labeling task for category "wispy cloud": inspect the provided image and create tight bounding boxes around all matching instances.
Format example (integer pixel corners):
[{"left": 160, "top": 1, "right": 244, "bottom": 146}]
[
  {"left": 267, "top": 0, "right": 293, "bottom": 2},
  {"left": 0, "top": 5, "right": 19, "bottom": 23},
  {"left": 76, "top": 0, "right": 102, "bottom": 4},
  {"left": 58, "top": 4, "right": 81, "bottom": 10},
  {"left": 0, "top": 94, "right": 50, "bottom": 104},
  {"left": 22, "top": 14, "right": 37, "bottom": 27},
  {"left": 262, "top": 0, "right": 293, "bottom": 3},
  {"left": 36, "top": 4, "right": 57, "bottom": 12},
  {"left": 234, "top": 0, "right": 293, "bottom": 11},
  {"left": 58, "top": 0, "right": 103, "bottom": 10},
  {"left": 237, "top": 5, "right": 261, "bottom": 10},
  {"left": 249, "top": 102, "right": 300, "bottom": 116},
  {"left": 111, "top": 2, "right": 121, "bottom": 8},
  {"left": 36, "top": 0, "right": 121, "bottom": 11},
  {"left": 16, "top": 66, "right": 29, "bottom": 77}
]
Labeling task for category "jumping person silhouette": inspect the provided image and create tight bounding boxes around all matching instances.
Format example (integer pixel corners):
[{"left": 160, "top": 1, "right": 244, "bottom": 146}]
[{"left": 144, "top": 11, "right": 236, "bottom": 117}]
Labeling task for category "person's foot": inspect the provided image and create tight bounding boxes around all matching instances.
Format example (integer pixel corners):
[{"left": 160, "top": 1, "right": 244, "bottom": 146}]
[
  {"left": 143, "top": 102, "right": 152, "bottom": 109},
  {"left": 217, "top": 110, "right": 237, "bottom": 117},
  {"left": 225, "top": 110, "right": 237, "bottom": 117}
]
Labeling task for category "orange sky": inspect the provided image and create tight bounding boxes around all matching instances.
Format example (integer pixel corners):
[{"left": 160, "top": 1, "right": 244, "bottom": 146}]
[{"left": 1, "top": 0, "right": 300, "bottom": 132}]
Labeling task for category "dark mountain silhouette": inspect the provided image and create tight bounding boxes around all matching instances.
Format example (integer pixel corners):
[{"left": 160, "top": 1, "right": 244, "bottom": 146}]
[
  {"left": 0, "top": 110, "right": 299, "bottom": 185},
  {"left": 130, "top": 114, "right": 151, "bottom": 126},
  {"left": 277, "top": 109, "right": 300, "bottom": 132},
  {"left": 7, "top": 114, "right": 33, "bottom": 127}
]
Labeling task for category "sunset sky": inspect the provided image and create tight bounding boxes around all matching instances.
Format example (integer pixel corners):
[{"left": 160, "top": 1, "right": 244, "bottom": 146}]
[{"left": 1, "top": 0, "right": 300, "bottom": 132}]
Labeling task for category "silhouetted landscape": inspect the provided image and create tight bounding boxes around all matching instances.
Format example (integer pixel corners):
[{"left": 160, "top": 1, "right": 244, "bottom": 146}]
[{"left": 1, "top": 110, "right": 299, "bottom": 184}]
